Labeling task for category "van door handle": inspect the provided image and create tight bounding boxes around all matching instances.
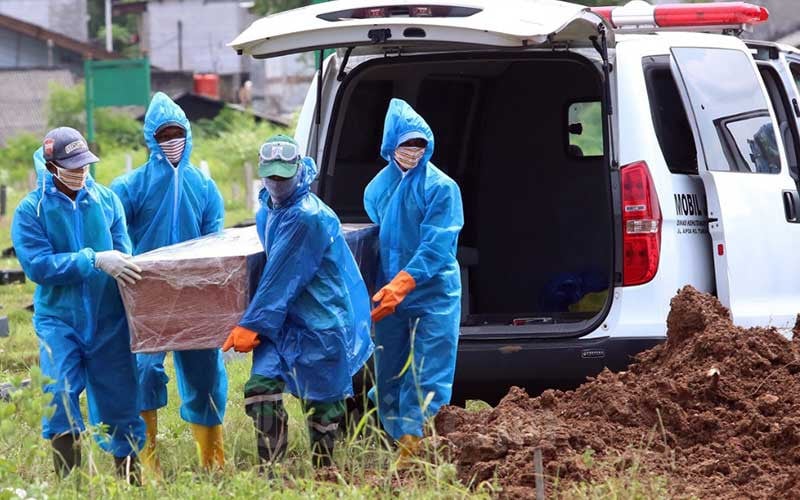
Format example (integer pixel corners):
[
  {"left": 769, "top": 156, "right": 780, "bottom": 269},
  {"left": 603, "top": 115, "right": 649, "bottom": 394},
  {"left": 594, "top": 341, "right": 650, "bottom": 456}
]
[{"left": 783, "top": 190, "right": 800, "bottom": 222}]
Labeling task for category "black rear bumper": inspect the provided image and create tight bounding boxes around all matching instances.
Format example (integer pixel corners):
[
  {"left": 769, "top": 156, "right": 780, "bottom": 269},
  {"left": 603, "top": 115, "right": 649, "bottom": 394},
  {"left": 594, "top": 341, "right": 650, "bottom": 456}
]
[{"left": 450, "top": 336, "right": 663, "bottom": 405}]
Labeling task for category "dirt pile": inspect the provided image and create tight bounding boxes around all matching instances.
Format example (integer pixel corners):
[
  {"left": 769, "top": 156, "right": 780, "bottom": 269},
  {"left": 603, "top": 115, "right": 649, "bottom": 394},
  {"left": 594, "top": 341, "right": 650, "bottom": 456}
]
[{"left": 434, "top": 287, "right": 800, "bottom": 498}]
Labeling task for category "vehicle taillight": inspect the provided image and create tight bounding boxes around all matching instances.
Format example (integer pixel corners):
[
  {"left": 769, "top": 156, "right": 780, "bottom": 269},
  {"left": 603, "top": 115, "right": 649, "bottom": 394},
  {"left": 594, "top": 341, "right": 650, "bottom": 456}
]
[
  {"left": 410, "top": 6, "right": 433, "bottom": 17},
  {"left": 347, "top": 5, "right": 468, "bottom": 19},
  {"left": 621, "top": 161, "right": 661, "bottom": 286},
  {"left": 591, "top": 1, "right": 769, "bottom": 29},
  {"left": 365, "top": 7, "right": 388, "bottom": 18}
]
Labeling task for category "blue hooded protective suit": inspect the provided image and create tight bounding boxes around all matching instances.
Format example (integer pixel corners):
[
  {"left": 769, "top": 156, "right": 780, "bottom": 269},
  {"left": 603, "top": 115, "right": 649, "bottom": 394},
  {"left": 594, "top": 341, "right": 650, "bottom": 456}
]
[
  {"left": 11, "top": 148, "right": 145, "bottom": 457},
  {"left": 364, "top": 98, "right": 464, "bottom": 439},
  {"left": 110, "top": 92, "right": 227, "bottom": 426},
  {"left": 238, "top": 157, "right": 373, "bottom": 403}
]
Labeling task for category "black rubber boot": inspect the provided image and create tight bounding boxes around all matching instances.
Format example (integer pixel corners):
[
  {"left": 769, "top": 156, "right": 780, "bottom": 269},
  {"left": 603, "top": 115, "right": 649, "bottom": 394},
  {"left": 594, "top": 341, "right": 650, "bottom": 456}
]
[
  {"left": 309, "top": 429, "right": 336, "bottom": 468},
  {"left": 253, "top": 401, "right": 288, "bottom": 466},
  {"left": 307, "top": 401, "right": 345, "bottom": 468},
  {"left": 114, "top": 455, "right": 141, "bottom": 486},
  {"left": 245, "top": 384, "right": 288, "bottom": 467},
  {"left": 52, "top": 433, "right": 81, "bottom": 478}
]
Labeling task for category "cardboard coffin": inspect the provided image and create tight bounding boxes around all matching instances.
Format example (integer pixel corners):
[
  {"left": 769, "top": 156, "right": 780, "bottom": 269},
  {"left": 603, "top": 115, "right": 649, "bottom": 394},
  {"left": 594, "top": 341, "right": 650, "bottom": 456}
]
[
  {"left": 122, "top": 223, "right": 380, "bottom": 353},
  {"left": 121, "top": 227, "right": 265, "bottom": 353}
]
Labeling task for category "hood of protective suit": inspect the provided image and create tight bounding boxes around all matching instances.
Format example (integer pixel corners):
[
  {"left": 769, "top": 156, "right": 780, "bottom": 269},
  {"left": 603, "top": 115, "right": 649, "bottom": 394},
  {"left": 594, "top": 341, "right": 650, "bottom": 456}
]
[
  {"left": 380, "top": 98, "right": 435, "bottom": 174},
  {"left": 143, "top": 92, "right": 193, "bottom": 168},
  {"left": 33, "top": 147, "right": 46, "bottom": 180},
  {"left": 259, "top": 156, "right": 318, "bottom": 209}
]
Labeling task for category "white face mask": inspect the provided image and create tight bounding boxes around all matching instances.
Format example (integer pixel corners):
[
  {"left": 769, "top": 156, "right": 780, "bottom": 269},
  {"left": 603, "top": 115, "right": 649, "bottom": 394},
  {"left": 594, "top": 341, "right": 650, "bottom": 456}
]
[
  {"left": 55, "top": 166, "right": 88, "bottom": 191},
  {"left": 159, "top": 137, "right": 186, "bottom": 165},
  {"left": 394, "top": 146, "right": 425, "bottom": 170}
]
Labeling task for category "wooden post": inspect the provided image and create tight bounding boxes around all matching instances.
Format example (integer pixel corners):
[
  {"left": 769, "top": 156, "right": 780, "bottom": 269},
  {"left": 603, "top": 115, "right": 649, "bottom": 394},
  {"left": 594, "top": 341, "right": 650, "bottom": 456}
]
[
  {"left": 125, "top": 153, "right": 133, "bottom": 173},
  {"left": 534, "top": 447, "right": 545, "bottom": 500}
]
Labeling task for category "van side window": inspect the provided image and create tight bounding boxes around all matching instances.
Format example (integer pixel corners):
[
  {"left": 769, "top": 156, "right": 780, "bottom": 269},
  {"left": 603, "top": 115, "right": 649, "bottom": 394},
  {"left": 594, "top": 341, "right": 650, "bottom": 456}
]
[
  {"left": 567, "top": 101, "right": 603, "bottom": 158},
  {"left": 671, "top": 47, "right": 780, "bottom": 174},
  {"left": 758, "top": 65, "right": 800, "bottom": 182},
  {"left": 791, "top": 63, "right": 800, "bottom": 92},
  {"left": 718, "top": 112, "right": 780, "bottom": 173},
  {"left": 642, "top": 57, "right": 698, "bottom": 174}
]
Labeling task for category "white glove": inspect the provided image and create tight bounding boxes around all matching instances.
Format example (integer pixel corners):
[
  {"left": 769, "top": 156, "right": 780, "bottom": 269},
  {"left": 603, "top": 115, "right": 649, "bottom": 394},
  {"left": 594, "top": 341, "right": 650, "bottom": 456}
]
[{"left": 95, "top": 250, "right": 142, "bottom": 286}]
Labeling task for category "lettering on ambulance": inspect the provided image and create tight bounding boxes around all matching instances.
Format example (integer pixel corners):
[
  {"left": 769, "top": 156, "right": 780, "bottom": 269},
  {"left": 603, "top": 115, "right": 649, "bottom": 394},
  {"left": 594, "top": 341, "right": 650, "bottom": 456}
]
[{"left": 674, "top": 193, "right": 709, "bottom": 235}]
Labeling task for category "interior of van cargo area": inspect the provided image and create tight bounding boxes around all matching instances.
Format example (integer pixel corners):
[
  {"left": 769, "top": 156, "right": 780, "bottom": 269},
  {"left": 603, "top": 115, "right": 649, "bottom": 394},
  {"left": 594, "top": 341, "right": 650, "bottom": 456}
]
[{"left": 321, "top": 54, "right": 614, "bottom": 336}]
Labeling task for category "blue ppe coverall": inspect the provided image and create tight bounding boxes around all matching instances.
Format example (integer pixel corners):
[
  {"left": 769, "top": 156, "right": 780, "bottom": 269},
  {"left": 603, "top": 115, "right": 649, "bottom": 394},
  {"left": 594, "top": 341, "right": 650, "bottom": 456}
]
[
  {"left": 238, "top": 157, "right": 374, "bottom": 404},
  {"left": 364, "top": 98, "right": 464, "bottom": 439},
  {"left": 11, "top": 148, "right": 145, "bottom": 457},
  {"left": 110, "top": 92, "right": 227, "bottom": 426}
]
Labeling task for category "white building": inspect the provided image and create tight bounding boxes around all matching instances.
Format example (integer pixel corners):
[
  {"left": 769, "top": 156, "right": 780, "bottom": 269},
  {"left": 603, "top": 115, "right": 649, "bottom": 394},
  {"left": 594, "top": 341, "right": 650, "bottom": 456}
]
[
  {"left": 0, "top": 0, "right": 89, "bottom": 42},
  {"left": 142, "top": 0, "right": 254, "bottom": 74}
]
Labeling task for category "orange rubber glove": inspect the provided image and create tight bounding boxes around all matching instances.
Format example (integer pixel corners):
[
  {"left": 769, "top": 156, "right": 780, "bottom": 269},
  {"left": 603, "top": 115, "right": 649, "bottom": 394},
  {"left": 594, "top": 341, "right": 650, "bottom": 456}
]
[
  {"left": 222, "top": 326, "right": 261, "bottom": 353},
  {"left": 371, "top": 270, "right": 416, "bottom": 323}
]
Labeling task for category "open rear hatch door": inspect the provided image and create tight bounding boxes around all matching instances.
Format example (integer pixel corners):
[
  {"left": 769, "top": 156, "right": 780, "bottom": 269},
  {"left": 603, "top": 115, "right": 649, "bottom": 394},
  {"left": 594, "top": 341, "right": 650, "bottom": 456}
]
[{"left": 229, "top": 0, "right": 613, "bottom": 58}]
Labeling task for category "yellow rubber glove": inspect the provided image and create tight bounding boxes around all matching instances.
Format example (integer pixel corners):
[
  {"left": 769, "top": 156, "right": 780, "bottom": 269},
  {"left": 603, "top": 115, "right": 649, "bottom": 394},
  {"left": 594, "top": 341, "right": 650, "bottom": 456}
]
[
  {"left": 222, "top": 326, "right": 261, "bottom": 353},
  {"left": 371, "top": 270, "right": 416, "bottom": 323}
]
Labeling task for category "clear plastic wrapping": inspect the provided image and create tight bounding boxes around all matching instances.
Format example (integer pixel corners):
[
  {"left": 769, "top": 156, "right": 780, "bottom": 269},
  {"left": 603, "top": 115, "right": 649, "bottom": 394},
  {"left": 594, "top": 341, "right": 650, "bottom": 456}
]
[
  {"left": 121, "top": 227, "right": 266, "bottom": 353},
  {"left": 121, "top": 224, "right": 379, "bottom": 353}
]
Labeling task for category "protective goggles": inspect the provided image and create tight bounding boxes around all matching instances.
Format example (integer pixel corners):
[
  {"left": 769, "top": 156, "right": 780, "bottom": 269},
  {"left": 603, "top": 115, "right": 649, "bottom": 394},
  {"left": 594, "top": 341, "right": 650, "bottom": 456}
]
[{"left": 259, "top": 141, "right": 300, "bottom": 164}]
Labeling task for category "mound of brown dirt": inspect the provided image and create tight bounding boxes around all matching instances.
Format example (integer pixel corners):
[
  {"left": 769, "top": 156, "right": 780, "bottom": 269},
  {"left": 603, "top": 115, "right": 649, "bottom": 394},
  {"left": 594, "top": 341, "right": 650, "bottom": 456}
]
[{"left": 434, "top": 287, "right": 800, "bottom": 498}]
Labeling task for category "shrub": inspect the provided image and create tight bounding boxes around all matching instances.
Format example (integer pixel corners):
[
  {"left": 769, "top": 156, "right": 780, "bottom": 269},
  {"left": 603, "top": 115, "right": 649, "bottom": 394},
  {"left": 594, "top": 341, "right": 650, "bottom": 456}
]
[{"left": 47, "top": 82, "right": 143, "bottom": 150}]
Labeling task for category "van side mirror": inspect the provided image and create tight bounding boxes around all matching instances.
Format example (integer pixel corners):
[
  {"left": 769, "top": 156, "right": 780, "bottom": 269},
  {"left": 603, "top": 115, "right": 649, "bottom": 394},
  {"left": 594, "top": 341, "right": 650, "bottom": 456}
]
[{"left": 569, "top": 123, "right": 583, "bottom": 135}]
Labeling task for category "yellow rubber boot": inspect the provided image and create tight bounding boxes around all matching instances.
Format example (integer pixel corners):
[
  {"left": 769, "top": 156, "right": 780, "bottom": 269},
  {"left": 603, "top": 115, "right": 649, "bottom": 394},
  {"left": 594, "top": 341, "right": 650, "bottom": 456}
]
[
  {"left": 140, "top": 410, "right": 161, "bottom": 476},
  {"left": 396, "top": 434, "right": 423, "bottom": 470},
  {"left": 190, "top": 424, "right": 225, "bottom": 470}
]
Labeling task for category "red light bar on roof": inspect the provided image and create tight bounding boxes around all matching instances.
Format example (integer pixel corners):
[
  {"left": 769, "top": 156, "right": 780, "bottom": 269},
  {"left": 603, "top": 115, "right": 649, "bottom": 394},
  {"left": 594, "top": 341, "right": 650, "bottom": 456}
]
[
  {"left": 654, "top": 2, "right": 768, "bottom": 27},
  {"left": 591, "top": 1, "right": 769, "bottom": 30}
]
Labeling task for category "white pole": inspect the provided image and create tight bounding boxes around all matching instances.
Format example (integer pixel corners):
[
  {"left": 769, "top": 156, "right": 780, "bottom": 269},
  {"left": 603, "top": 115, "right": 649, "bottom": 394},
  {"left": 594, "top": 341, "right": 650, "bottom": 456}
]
[{"left": 105, "top": 0, "right": 113, "bottom": 52}]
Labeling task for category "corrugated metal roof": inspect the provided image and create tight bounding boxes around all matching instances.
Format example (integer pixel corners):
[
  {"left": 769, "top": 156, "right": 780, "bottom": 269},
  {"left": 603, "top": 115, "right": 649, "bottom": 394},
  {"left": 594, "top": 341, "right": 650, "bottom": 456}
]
[{"left": 0, "top": 68, "right": 74, "bottom": 145}]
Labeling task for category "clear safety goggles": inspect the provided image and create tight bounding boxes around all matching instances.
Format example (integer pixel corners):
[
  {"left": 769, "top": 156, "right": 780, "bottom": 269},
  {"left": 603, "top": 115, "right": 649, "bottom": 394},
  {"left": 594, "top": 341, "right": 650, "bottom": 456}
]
[{"left": 259, "top": 141, "right": 300, "bottom": 163}]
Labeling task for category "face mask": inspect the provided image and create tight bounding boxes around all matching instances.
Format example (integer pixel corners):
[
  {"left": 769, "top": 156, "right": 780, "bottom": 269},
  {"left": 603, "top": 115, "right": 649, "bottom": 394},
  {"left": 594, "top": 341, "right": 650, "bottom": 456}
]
[
  {"left": 55, "top": 166, "right": 88, "bottom": 192},
  {"left": 394, "top": 146, "right": 425, "bottom": 170},
  {"left": 262, "top": 172, "right": 301, "bottom": 205},
  {"left": 159, "top": 137, "right": 186, "bottom": 165}
]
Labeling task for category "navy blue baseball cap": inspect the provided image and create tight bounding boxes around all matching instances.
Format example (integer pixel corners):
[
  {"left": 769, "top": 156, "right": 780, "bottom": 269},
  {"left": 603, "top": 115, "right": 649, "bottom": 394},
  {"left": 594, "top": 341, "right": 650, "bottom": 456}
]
[{"left": 42, "top": 127, "right": 99, "bottom": 169}]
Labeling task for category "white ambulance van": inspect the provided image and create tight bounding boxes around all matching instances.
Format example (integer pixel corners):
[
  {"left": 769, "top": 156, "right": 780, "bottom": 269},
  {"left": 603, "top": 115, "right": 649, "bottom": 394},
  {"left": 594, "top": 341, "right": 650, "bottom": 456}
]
[{"left": 231, "top": 0, "right": 800, "bottom": 404}]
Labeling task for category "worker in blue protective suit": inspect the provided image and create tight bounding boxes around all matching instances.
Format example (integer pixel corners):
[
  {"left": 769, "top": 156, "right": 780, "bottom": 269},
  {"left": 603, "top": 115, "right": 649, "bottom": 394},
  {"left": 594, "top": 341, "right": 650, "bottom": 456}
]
[
  {"left": 222, "top": 135, "right": 373, "bottom": 469},
  {"left": 11, "top": 127, "right": 146, "bottom": 483},
  {"left": 110, "top": 92, "right": 227, "bottom": 471},
  {"left": 364, "top": 98, "right": 464, "bottom": 465}
]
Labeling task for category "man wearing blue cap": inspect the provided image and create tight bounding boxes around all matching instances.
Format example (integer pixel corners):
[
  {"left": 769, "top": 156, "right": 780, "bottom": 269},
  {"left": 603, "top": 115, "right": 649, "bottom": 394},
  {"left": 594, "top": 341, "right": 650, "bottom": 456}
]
[
  {"left": 111, "top": 92, "right": 226, "bottom": 471},
  {"left": 11, "top": 127, "right": 145, "bottom": 482}
]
